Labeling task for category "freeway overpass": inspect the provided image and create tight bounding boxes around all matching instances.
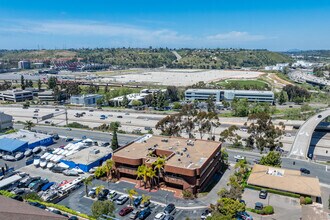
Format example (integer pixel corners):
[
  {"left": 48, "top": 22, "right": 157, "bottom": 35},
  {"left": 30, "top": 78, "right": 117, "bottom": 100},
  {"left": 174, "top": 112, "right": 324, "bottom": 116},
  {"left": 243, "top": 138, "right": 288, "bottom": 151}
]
[{"left": 289, "top": 109, "right": 330, "bottom": 160}]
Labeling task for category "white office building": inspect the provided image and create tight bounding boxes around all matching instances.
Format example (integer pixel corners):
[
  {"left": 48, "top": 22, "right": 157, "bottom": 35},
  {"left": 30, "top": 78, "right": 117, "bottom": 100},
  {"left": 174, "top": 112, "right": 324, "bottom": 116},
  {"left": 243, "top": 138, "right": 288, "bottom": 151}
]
[
  {"left": 0, "top": 89, "right": 33, "bottom": 102},
  {"left": 18, "top": 60, "right": 31, "bottom": 69},
  {"left": 70, "top": 94, "right": 103, "bottom": 106},
  {"left": 185, "top": 89, "right": 274, "bottom": 103}
]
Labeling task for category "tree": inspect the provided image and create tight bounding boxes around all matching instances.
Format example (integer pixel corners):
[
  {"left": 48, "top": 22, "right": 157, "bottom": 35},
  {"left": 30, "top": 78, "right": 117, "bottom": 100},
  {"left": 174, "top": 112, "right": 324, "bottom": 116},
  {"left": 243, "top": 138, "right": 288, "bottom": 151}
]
[
  {"left": 24, "top": 120, "right": 34, "bottom": 131},
  {"left": 122, "top": 95, "right": 129, "bottom": 107},
  {"left": 141, "top": 194, "right": 151, "bottom": 206},
  {"left": 20, "top": 75, "right": 25, "bottom": 90},
  {"left": 131, "top": 100, "right": 143, "bottom": 106},
  {"left": 96, "top": 98, "right": 103, "bottom": 107},
  {"left": 136, "top": 165, "right": 148, "bottom": 188},
  {"left": 206, "top": 95, "right": 216, "bottom": 113},
  {"left": 111, "top": 127, "right": 119, "bottom": 150},
  {"left": 91, "top": 200, "right": 115, "bottom": 219},
  {"left": 166, "top": 86, "right": 179, "bottom": 102},
  {"left": 146, "top": 166, "right": 157, "bottom": 190},
  {"left": 220, "top": 148, "right": 229, "bottom": 165},
  {"left": 231, "top": 98, "right": 249, "bottom": 117},
  {"left": 83, "top": 176, "right": 93, "bottom": 196},
  {"left": 127, "top": 189, "right": 138, "bottom": 206},
  {"left": 278, "top": 91, "right": 288, "bottom": 105},
  {"left": 153, "top": 157, "right": 166, "bottom": 186},
  {"left": 28, "top": 79, "right": 33, "bottom": 88},
  {"left": 216, "top": 198, "right": 245, "bottom": 219},
  {"left": 259, "top": 151, "right": 282, "bottom": 167},
  {"left": 37, "top": 79, "right": 42, "bottom": 91},
  {"left": 94, "top": 166, "right": 106, "bottom": 178},
  {"left": 155, "top": 114, "right": 182, "bottom": 136},
  {"left": 95, "top": 185, "right": 105, "bottom": 196},
  {"left": 246, "top": 112, "right": 285, "bottom": 152},
  {"left": 48, "top": 76, "right": 57, "bottom": 90},
  {"left": 104, "top": 159, "right": 114, "bottom": 180}
]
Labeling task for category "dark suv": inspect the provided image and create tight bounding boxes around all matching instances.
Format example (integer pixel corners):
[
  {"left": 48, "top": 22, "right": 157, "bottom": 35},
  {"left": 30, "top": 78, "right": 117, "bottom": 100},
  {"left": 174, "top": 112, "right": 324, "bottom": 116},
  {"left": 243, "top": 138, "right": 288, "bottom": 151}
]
[
  {"left": 164, "top": 203, "right": 176, "bottom": 215},
  {"left": 259, "top": 189, "right": 268, "bottom": 199}
]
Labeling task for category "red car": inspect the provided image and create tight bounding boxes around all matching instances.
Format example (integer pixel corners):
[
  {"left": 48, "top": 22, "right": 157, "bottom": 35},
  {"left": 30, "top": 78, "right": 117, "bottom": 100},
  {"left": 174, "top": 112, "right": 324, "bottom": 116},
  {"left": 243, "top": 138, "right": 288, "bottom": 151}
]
[{"left": 119, "top": 207, "right": 134, "bottom": 216}]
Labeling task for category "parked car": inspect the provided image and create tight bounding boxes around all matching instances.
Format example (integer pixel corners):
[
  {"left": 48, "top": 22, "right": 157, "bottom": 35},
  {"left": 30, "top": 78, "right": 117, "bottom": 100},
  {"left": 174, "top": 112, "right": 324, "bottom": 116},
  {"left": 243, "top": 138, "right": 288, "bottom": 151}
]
[
  {"left": 164, "top": 203, "right": 176, "bottom": 215},
  {"left": 259, "top": 189, "right": 268, "bottom": 199},
  {"left": 236, "top": 211, "right": 253, "bottom": 220},
  {"left": 163, "top": 215, "right": 174, "bottom": 220},
  {"left": 117, "top": 115, "right": 123, "bottom": 118},
  {"left": 116, "top": 195, "right": 129, "bottom": 205},
  {"left": 23, "top": 177, "right": 41, "bottom": 188},
  {"left": 154, "top": 212, "right": 166, "bottom": 220},
  {"left": 52, "top": 134, "right": 60, "bottom": 140},
  {"left": 24, "top": 149, "right": 33, "bottom": 157},
  {"left": 133, "top": 196, "right": 142, "bottom": 207},
  {"left": 255, "top": 202, "right": 263, "bottom": 210},
  {"left": 107, "top": 190, "right": 118, "bottom": 201},
  {"left": 97, "top": 189, "right": 110, "bottom": 201},
  {"left": 138, "top": 207, "right": 151, "bottom": 220},
  {"left": 300, "top": 168, "right": 310, "bottom": 174},
  {"left": 129, "top": 210, "right": 140, "bottom": 219},
  {"left": 140, "top": 199, "right": 151, "bottom": 208},
  {"left": 88, "top": 187, "right": 97, "bottom": 198},
  {"left": 65, "top": 137, "right": 73, "bottom": 142},
  {"left": 119, "top": 207, "right": 134, "bottom": 216},
  {"left": 31, "top": 179, "right": 49, "bottom": 192},
  {"left": 201, "top": 209, "right": 212, "bottom": 220},
  {"left": 144, "top": 126, "right": 152, "bottom": 131},
  {"left": 14, "top": 152, "right": 24, "bottom": 161}
]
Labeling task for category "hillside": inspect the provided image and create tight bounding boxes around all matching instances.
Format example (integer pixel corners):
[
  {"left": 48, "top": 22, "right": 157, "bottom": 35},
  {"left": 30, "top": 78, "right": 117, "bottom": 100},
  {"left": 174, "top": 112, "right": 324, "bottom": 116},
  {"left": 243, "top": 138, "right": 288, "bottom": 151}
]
[{"left": 0, "top": 48, "right": 292, "bottom": 69}]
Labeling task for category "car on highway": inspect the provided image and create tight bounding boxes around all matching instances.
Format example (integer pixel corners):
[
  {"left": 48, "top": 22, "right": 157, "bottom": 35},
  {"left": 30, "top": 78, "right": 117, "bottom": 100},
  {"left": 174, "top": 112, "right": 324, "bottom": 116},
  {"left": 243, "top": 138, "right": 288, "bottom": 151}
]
[
  {"left": 164, "top": 203, "right": 176, "bottom": 215},
  {"left": 116, "top": 195, "right": 129, "bottom": 205},
  {"left": 119, "top": 207, "right": 134, "bottom": 216},
  {"left": 259, "top": 189, "right": 268, "bottom": 199},
  {"left": 300, "top": 168, "right": 310, "bottom": 174},
  {"left": 129, "top": 210, "right": 140, "bottom": 219},
  {"left": 234, "top": 155, "right": 245, "bottom": 161},
  {"left": 318, "top": 115, "right": 322, "bottom": 118}
]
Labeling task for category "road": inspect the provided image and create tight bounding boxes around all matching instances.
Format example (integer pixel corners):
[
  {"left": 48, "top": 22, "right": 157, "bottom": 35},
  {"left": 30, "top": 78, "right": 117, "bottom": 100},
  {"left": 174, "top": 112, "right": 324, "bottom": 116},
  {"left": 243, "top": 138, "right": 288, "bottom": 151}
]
[{"left": 289, "top": 109, "right": 330, "bottom": 159}]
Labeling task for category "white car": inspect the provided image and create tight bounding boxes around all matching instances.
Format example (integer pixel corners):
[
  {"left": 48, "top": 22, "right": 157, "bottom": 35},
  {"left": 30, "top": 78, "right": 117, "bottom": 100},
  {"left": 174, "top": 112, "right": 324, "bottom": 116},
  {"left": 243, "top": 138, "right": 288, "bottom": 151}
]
[
  {"left": 33, "top": 158, "right": 40, "bottom": 166},
  {"left": 234, "top": 155, "right": 245, "bottom": 161},
  {"left": 154, "top": 212, "right": 166, "bottom": 220},
  {"left": 40, "top": 159, "right": 48, "bottom": 168}
]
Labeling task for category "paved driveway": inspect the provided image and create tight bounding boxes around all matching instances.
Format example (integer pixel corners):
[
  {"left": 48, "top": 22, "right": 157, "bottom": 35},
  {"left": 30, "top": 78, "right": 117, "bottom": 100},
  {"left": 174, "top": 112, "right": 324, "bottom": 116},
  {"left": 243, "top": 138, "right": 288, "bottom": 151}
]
[{"left": 242, "top": 188, "right": 301, "bottom": 220}]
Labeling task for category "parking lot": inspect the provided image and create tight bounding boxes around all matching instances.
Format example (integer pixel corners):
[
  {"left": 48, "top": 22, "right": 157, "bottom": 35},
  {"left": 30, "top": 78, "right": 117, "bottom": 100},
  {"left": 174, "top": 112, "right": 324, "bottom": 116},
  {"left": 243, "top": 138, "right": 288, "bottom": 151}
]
[
  {"left": 59, "top": 180, "right": 206, "bottom": 220},
  {"left": 242, "top": 188, "right": 301, "bottom": 220}
]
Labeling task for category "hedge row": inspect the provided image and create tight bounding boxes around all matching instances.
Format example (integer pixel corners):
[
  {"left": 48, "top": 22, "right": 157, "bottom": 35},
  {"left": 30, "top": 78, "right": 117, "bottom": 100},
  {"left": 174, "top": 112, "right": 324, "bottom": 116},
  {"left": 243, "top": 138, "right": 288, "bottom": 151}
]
[
  {"left": 300, "top": 196, "right": 313, "bottom": 205},
  {"left": 0, "top": 190, "right": 15, "bottom": 198},
  {"left": 28, "top": 199, "right": 93, "bottom": 220},
  {"left": 245, "top": 184, "right": 300, "bottom": 198},
  {"left": 247, "top": 205, "right": 274, "bottom": 215}
]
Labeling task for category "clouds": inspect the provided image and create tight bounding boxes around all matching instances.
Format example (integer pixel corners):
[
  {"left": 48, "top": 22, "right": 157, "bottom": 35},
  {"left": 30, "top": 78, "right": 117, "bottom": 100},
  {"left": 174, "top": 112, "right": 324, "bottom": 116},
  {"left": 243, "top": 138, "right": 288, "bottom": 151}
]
[{"left": 0, "top": 19, "right": 267, "bottom": 48}]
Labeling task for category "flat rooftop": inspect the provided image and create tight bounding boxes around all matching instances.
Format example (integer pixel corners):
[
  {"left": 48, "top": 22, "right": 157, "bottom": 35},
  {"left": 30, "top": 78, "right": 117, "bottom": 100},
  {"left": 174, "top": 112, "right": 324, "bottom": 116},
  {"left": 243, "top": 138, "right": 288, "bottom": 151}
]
[
  {"left": 114, "top": 135, "right": 221, "bottom": 169},
  {"left": 0, "top": 129, "right": 51, "bottom": 144},
  {"left": 247, "top": 164, "right": 321, "bottom": 197},
  {"left": 63, "top": 146, "right": 112, "bottom": 165}
]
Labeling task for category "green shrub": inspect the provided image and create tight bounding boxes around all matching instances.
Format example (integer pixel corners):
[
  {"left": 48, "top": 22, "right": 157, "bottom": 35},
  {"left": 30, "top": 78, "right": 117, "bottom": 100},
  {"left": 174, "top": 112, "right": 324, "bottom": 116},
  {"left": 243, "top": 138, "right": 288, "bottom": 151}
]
[
  {"left": 263, "top": 205, "right": 274, "bottom": 214},
  {"left": 22, "top": 192, "right": 42, "bottom": 201},
  {"left": 28, "top": 199, "right": 93, "bottom": 219},
  {"left": 182, "top": 189, "right": 194, "bottom": 199},
  {"left": 305, "top": 197, "right": 312, "bottom": 204},
  {"left": 0, "top": 190, "right": 15, "bottom": 198},
  {"left": 67, "top": 122, "right": 89, "bottom": 129}
]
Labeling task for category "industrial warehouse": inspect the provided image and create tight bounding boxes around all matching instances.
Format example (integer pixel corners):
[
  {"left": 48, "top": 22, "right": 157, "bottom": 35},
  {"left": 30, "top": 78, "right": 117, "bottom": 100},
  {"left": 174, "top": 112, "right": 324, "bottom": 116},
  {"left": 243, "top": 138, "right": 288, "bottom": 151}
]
[{"left": 0, "top": 130, "right": 53, "bottom": 153}]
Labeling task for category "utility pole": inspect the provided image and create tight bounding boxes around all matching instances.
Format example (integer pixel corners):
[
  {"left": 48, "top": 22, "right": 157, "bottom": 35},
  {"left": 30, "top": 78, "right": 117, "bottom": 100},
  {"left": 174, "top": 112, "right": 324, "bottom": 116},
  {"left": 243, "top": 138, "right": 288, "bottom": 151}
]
[{"left": 65, "top": 107, "right": 68, "bottom": 126}]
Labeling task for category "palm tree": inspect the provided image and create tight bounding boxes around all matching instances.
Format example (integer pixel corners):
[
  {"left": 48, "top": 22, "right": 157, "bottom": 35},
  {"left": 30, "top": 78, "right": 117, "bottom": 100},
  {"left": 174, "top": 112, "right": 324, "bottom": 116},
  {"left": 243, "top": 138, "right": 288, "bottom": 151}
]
[
  {"left": 146, "top": 167, "right": 156, "bottom": 190},
  {"left": 153, "top": 157, "right": 166, "bottom": 187},
  {"left": 104, "top": 159, "right": 114, "bottom": 180},
  {"left": 95, "top": 185, "right": 105, "bottom": 196},
  {"left": 141, "top": 194, "right": 151, "bottom": 206},
  {"left": 24, "top": 120, "right": 35, "bottom": 131},
  {"left": 126, "top": 189, "right": 138, "bottom": 206},
  {"left": 136, "top": 165, "right": 148, "bottom": 189},
  {"left": 83, "top": 176, "right": 93, "bottom": 196}
]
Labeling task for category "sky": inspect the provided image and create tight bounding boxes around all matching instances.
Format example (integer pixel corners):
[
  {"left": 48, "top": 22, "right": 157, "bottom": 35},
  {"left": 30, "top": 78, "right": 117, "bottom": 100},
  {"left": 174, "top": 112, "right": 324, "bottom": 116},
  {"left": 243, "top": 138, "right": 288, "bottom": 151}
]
[{"left": 0, "top": 0, "right": 330, "bottom": 51}]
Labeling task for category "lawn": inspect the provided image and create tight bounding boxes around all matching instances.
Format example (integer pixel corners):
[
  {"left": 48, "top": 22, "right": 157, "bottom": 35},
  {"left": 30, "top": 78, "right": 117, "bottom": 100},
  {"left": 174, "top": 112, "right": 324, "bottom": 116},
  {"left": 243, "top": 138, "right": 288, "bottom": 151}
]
[{"left": 216, "top": 79, "right": 270, "bottom": 90}]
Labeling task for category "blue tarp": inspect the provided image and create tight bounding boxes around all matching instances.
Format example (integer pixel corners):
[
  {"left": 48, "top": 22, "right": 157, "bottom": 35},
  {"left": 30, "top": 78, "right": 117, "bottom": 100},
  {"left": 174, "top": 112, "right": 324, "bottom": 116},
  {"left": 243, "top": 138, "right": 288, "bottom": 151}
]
[{"left": 0, "top": 138, "right": 28, "bottom": 153}]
